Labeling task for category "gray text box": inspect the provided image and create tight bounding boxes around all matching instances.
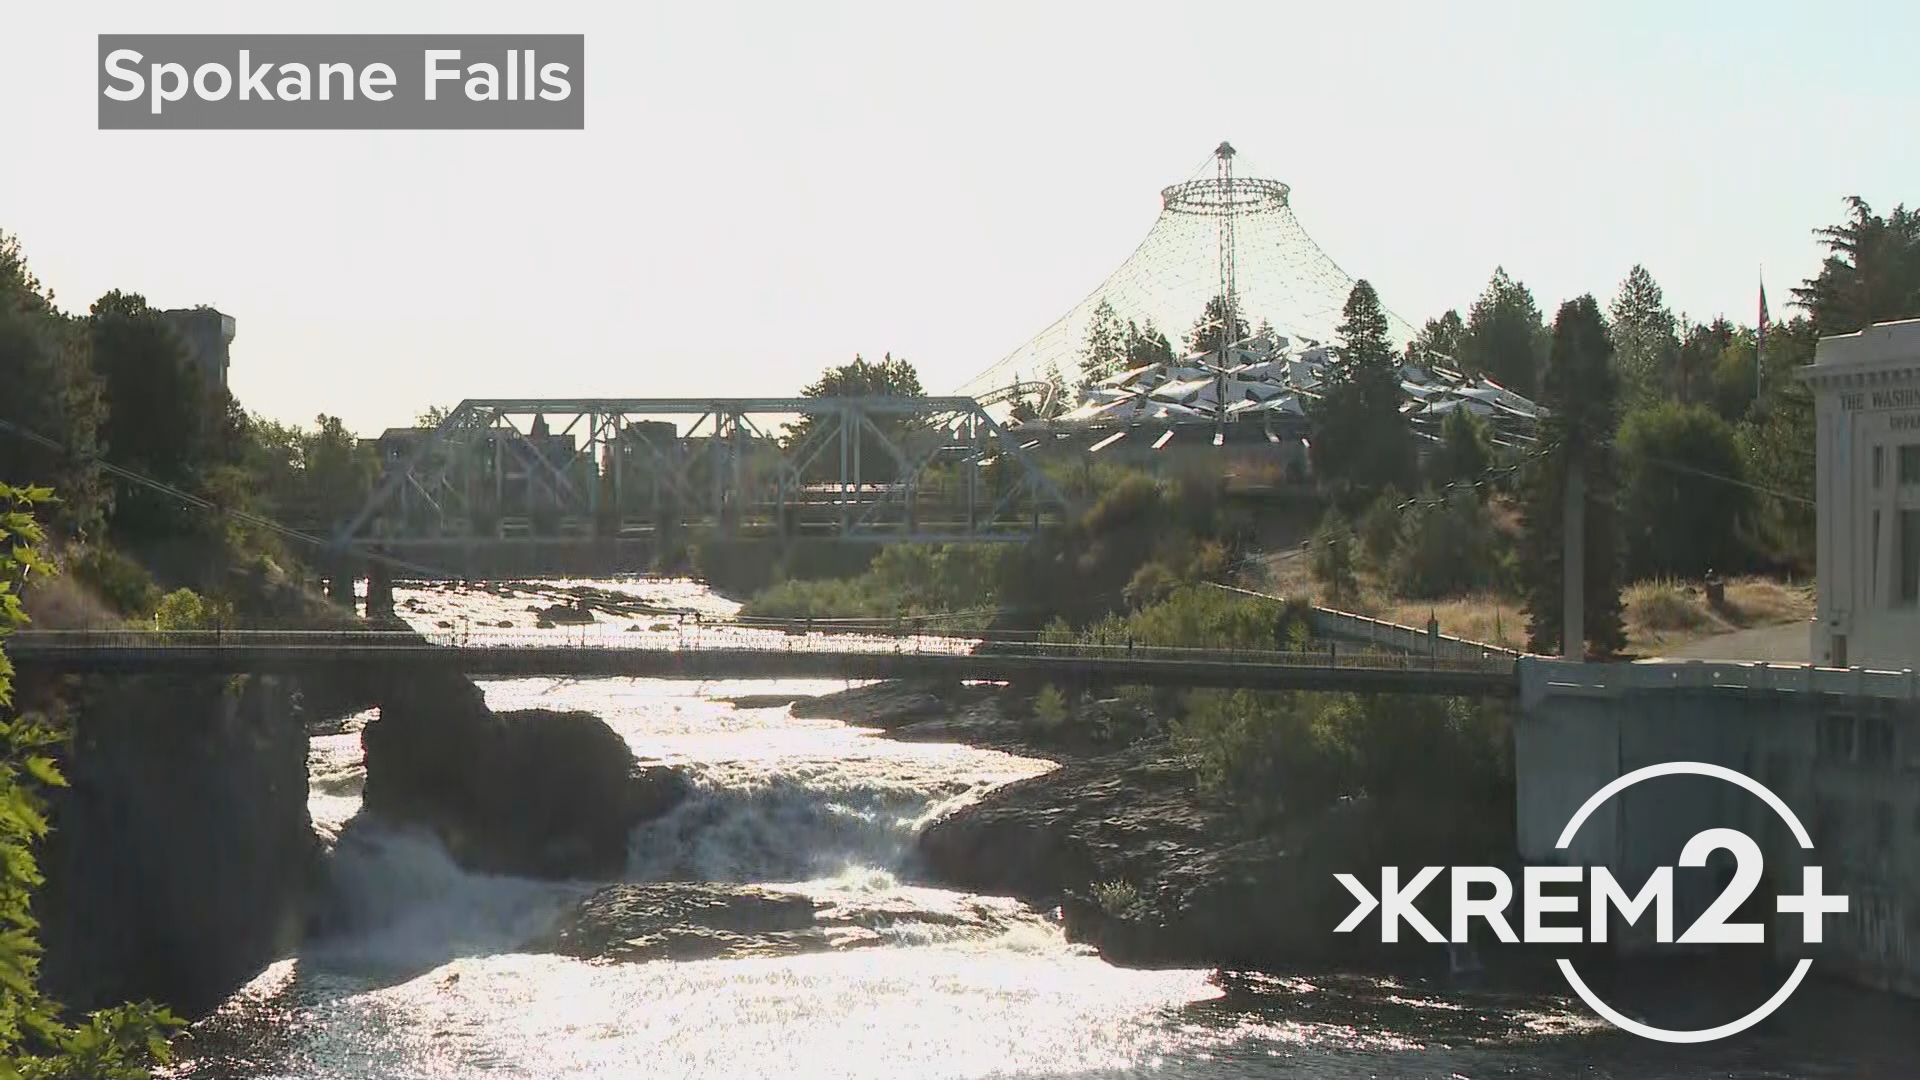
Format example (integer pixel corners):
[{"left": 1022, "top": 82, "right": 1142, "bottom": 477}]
[{"left": 99, "top": 34, "right": 584, "bottom": 130}]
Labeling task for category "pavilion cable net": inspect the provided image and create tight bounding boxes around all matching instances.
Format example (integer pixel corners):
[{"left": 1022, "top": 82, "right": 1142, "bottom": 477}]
[
  {"left": 954, "top": 143, "right": 1541, "bottom": 451},
  {"left": 956, "top": 141, "right": 1420, "bottom": 398}
]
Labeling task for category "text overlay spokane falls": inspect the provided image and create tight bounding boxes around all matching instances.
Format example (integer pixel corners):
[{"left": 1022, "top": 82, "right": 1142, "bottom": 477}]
[{"left": 98, "top": 35, "right": 584, "bottom": 130}]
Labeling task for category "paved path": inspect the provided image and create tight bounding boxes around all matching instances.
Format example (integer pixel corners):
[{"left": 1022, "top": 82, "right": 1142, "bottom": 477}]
[{"left": 1649, "top": 622, "right": 1810, "bottom": 664}]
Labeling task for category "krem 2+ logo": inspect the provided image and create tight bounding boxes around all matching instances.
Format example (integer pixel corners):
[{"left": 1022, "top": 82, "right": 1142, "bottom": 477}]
[{"left": 1333, "top": 762, "right": 1849, "bottom": 1044}]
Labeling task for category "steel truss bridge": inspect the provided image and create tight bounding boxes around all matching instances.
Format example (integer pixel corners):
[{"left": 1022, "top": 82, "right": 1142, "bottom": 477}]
[{"left": 331, "top": 396, "right": 1075, "bottom": 576}]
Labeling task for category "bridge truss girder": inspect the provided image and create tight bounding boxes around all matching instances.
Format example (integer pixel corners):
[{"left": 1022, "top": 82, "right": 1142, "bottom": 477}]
[{"left": 333, "top": 397, "right": 1075, "bottom": 551}]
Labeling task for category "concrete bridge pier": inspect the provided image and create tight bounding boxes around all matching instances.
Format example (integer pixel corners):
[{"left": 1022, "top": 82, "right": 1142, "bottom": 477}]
[
  {"left": 365, "top": 559, "right": 395, "bottom": 619},
  {"left": 323, "top": 558, "right": 355, "bottom": 611}
]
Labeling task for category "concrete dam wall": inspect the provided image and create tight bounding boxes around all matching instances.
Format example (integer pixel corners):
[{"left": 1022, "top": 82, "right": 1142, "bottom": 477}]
[{"left": 1515, "top": 658, "right": 1920, "bottom": 997}]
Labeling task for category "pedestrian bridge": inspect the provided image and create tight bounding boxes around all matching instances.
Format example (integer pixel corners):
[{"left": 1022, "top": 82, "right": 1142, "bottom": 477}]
[{"left": 4, "top": 629, "right": 1520, "bottom": 696}]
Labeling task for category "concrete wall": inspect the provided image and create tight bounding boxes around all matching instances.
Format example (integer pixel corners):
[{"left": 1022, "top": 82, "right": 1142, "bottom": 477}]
[
  {"left": 1516, "top": 657, "right": 1920, "bottom": 997},
  {"left": 1309, "top": 605, "right": 1521, "bottom": 663}
]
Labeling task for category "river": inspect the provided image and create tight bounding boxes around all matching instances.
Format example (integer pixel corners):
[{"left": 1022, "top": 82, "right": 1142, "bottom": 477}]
[{"left": 164, "top": 579, "right": 1918, "bottom": 1078}]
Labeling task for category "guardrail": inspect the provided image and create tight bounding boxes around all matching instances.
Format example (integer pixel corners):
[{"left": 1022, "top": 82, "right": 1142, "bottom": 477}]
[
  {"left": 1519, "top": 656, "right": 1920, "bottom": 707},
  {"left": 1201, "top": 583, "right": 1521, "bottom": 661},
  {"left": 1306, "top": 605, "right": 1521, "bottom": 661}
]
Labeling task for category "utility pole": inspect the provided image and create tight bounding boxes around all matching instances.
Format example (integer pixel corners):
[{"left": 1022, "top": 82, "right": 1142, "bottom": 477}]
[{"left": 1562, "top": 464, "right": 1585, "bottom": 661}]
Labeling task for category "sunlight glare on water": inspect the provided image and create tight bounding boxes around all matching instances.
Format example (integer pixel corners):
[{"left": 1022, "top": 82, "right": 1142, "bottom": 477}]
[{"left": 165, "top": 578, "right": 1920, "bottom": 1080}]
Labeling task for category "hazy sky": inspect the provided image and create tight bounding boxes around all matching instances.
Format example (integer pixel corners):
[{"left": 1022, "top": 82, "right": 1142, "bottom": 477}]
[{"left": 3, "top": 1, "right": 1915, "bottom": 434}]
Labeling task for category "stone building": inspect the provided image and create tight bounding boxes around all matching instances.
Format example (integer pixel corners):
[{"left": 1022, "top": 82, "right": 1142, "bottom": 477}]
[
  {"left": 160, "top": 307, "right": 236, "bottom": 394},
  {"left": 1805, "top": 317, "right": 1920, "bottom": 668}
]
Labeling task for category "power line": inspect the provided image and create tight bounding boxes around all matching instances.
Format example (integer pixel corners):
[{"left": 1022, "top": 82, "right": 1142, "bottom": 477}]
[
  {"left": 0, "top": 416, "right": 449, "bottom": 578},
  {"left": 1640, "top": 454, "right": 1815, "bottom": 507}
]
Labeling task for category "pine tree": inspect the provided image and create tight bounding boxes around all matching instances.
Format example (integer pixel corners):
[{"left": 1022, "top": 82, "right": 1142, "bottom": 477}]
[
  {"left": 1123, "top": 319, "right": 1175, "bottom": 369},
  {"left": 1041, "top": 363, "right": 1070, "bottom": 419},
  {"left": 1410, "top": 310, "right": 1466, "bottom": 364},
  {"left": 1459, "top": 268, "right": 1547, "bottom": 397},
  {"left": 1790, "top": 196, "right": 1920, "bottom": 335},
  {"left": 1079, "top": 299, "right": 1128, "bottom": 388},
  {"left": 1187, "top": 294, "right": 1250, "bottom": 357},
  {"left": 1428, "top": 406, "right": 1491, "bottom": 493},
  {"left": 1309, "top": 281, "right": 1415, "bottom": 504},
  {"left": 1520, "top": 296, "right": 1625, "bottom": 657},
  {"left": 1608, "top": 265, "right": 1679, "bottom": 410}
]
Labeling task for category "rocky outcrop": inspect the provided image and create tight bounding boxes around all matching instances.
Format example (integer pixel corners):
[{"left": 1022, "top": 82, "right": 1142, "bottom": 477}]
[
  {"left": 540, "top": 884, "right": 850, "bottom": 962},
  {"left": 360, "top": 670, "right": 687, "bottom": 879},
  {"left": 538, "top": 881, "right": 1032, "bottom": 963},
  {"left": 757, "top": 675, "right": 1501, "bottom": 974},
  {"left": 789, "top": 681, "right": 956, "bottom": 728},
  {"left": 37, "top": 675, "right": 315, "bottom": 1018},
  {"left": 902, "top": 697, "right": 1511, "bottom": 975}
]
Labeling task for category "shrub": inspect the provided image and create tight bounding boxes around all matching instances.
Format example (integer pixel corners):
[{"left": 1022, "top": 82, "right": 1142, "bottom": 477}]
[
  {"left": 742, "top": 576, "right": 895, "bottom": 621},
  {"left": 1623, "top": 579, "right": 1715, "bottom": 634},
  {"left": 152, "top": 587, "right": 232, "bottom": 631},
  {"left": 1030, "top": 684, "right": 1069, "bottom": 734},
  {"left": 68, "top": 545, "right": 161, "bottom": 618},
  {"left": 1309, "top": 510, "right": 1359, "bottom": 606},
  {"left": 1386, "top": 488, "right": 1505, "bottom": 599},
  {"left": 1172, "top": 689, "right": 1512, "bottom": 822},
  {"left": 1618, "top": 401, "right": 1752, "bottom": 579},
  {"left": 1078, "top": 586, "right": 1311, "bottom": 653},
  {"left": 0, "top": 483, "right": 183, "bottom": 1075},
  {"left": 1091, "top": 879, "right": 1140, "bottom": 918},
  {"left": 1356, "top": 488, "right": 1404, "bottom": 571},
  {"left": 1123, "top": 562, "right": 1179, "bottom": 610}
]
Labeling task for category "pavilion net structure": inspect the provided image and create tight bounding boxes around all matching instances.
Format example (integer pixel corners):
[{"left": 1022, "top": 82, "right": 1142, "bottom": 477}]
[
  {"left": 956, "top": 142, "right": 1419, "bottom": 397},
  {"left": 954, "top": 143, "right": 1540, "bottom": 449}
]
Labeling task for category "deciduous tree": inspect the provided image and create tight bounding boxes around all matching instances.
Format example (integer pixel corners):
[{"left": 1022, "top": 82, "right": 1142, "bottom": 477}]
[
  {"left": 0, "top": 483, "right": 182, "bottom": 1077},
  {"left": 783, "top": 354, "right": 926, "bottom": 483},
  {"left": 0, "top": 234, "right": 107, "bottom": 538},
  {"left": 1617, "top": 401, "right": 1751, "bottom": 579}
]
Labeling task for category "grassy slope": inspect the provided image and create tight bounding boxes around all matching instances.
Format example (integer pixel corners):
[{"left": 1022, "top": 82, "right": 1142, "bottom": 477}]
[{"left": 1256, "top": 547, "right": 1813, "bottom": 659}]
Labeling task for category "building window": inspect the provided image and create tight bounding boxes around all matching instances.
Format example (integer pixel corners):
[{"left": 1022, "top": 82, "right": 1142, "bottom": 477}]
[
  {"left": 1872, "top": 510, "right": 1882, "bottom": 603},
  {"left": 1875, "top": 445, "right": 1886, "bottom": 488},
  {"left": 1902, "top": 509, "right": 1920, "bottom": 605},
  {"left": 1900, "top": 445, "right": 1920, "bottom": 486}
]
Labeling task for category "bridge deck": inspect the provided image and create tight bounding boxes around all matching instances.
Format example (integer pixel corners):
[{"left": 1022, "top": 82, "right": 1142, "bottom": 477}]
[{"left": 5, "top": 631, "right": 1518, "bottom": 696}]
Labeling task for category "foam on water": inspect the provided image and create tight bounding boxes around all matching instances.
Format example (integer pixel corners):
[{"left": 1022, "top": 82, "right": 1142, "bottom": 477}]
[
  {"left": 301, "top": 666, "right": 1062, "bottom": 980},
  {"left": 308, "top": 825, "right": 589, "bottom": 977},
  {"left": 177, "top": 579, "right": 1913, "bottom": 1079}
]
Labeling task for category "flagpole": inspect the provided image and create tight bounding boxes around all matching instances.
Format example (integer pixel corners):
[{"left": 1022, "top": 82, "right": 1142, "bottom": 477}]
[{"left": 1756, "top": 270, "right": 1768, "bottom": 409}]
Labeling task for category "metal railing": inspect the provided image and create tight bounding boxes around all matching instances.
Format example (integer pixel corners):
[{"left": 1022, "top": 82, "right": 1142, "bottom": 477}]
[{"left": 5, "top": 626, "right": 1517, "bottom": 675}]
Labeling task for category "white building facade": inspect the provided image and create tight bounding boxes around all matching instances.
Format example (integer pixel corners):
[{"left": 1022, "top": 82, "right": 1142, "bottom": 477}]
[{"left": 1805, "top": 317, "right": 1920, "bottom": 669}]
